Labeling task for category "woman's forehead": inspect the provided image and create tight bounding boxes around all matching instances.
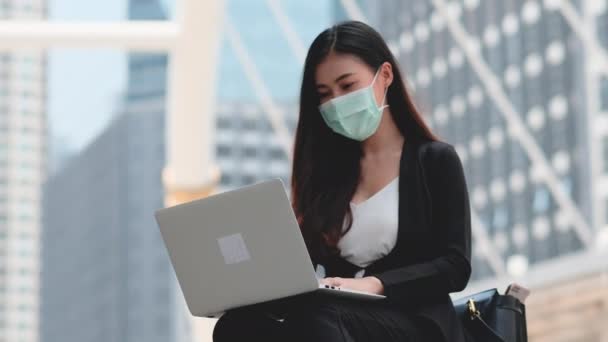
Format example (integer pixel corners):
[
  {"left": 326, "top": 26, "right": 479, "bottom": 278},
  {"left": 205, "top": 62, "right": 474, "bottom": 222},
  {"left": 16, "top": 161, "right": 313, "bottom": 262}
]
[{"left": 315, "top": 53, "right": 372, "bottom": 83}]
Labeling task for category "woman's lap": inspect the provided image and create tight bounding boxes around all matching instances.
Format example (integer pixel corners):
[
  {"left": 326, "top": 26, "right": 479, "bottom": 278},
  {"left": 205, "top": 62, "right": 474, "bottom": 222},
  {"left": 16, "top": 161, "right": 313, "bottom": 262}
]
[
  {"left": 213, "top": 296, "right": 431, "bottom": 342},
  {"left": 212, "top": 306, "right": 287, "bottom": 342}
]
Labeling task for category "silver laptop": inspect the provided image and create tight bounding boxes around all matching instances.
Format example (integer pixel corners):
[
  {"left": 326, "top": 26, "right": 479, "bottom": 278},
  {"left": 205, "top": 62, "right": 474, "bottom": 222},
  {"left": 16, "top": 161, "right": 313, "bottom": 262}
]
[{"left": 154, "top": 178, "right": 385, "bottom": 318}]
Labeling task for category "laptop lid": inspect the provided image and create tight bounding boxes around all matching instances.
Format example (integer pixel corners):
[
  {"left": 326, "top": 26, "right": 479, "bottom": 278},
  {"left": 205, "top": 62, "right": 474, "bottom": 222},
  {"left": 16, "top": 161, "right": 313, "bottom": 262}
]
[{"left": 155, "top": 179, "right": 319, "bottom": 317}]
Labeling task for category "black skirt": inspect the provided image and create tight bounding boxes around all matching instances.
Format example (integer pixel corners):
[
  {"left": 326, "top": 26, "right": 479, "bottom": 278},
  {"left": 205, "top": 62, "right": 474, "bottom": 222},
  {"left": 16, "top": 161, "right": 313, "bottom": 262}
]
[{"left": 212, "top": 293, "right": 442, "bottom": 342}]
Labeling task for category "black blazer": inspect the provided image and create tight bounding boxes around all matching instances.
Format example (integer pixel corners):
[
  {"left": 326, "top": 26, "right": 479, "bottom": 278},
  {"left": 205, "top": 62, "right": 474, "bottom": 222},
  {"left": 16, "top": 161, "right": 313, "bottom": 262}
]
[{"left": 317, "top": 139, "right": 472, "bottom": 342}]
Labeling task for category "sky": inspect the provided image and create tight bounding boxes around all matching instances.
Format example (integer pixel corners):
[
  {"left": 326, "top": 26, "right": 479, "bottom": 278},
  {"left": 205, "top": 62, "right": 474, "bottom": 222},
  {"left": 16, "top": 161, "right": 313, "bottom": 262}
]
[
  {"left": 46, "top": 0, "right": 326, "bottom": 155},
  {"left": 48, "top": 0, "right": 129, "bottom": 154}
]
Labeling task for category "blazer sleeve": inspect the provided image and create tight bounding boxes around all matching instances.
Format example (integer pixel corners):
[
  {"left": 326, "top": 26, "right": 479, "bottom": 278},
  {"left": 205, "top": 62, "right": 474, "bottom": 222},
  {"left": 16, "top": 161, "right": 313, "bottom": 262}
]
[{"left": 369, "top": 144, "right": 472, "bottom": 304}]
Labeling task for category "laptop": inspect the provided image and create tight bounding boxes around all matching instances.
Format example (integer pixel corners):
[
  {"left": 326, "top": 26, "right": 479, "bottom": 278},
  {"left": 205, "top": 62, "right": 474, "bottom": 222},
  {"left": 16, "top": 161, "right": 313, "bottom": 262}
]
[{"left": 154, "top": 178, "right": 386, "bottom": 318}]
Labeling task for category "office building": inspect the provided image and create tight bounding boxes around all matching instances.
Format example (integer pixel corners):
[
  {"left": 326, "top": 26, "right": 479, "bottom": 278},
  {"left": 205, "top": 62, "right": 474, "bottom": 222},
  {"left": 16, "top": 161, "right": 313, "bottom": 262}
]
[{"left": 0, "top": 1, "right": 48, "bottom": 341}]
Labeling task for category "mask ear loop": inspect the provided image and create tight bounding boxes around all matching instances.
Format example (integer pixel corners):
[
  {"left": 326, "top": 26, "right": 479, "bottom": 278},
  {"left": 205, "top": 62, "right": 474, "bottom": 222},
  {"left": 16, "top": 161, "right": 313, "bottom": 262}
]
[
  {"left": 372, "top": 66, "right": 390, "bottom": 110},
  {"left": 379, "top": 86, "right": 389, "bottom": 110}
]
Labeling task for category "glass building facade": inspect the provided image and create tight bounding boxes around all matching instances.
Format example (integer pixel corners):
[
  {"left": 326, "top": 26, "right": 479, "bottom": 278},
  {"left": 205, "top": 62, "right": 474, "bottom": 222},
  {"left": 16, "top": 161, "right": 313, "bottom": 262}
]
[{"left": 368, "top": 0, "right": 605, "bottom": 281}]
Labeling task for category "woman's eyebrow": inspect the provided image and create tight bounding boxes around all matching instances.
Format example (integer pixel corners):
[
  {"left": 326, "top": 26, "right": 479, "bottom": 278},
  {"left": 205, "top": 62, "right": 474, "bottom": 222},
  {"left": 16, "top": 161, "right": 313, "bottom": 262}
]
[
  {"left": 334, "top": 72, "right": 354, "bottom": 82},
  {"left": 316, "top": 72, "right": 355, "bottom": 89}
]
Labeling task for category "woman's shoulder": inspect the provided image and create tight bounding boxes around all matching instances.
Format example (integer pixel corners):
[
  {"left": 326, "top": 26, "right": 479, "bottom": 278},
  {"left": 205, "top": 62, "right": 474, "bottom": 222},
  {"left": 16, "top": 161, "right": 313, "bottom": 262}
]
[
  {"left": 416, "top": 140, "right": 457, "bottom": 159},
  {"left": 416, "top": 140, "right": 463, "bottom": 174}
]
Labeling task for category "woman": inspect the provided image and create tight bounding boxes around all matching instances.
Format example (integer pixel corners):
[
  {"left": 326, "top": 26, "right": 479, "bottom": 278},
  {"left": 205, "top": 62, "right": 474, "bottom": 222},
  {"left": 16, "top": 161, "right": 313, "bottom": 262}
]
[{"left": 213, "top": 20, "right": 472, "bottom": 342}]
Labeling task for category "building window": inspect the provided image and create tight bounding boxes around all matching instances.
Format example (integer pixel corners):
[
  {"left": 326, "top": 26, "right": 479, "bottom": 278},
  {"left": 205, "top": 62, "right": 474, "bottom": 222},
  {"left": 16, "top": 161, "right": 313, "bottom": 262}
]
[
  {"left": 561, "top": 176, "right": 572, "bottom": 197},
  {"left": 548, "top": 95, "right": 568, "bottom": 120},
  {"left": 243, "top": 119, "right": 257, "bottom": 130},
  {"left": 220, "top": 173, "right": 233, "bottom": 185},
  {"left": 492, "top": 206, "right": 508, "bottom": 230},
  {"left": 243, "top": 174, "right": 256, "bottom": 185},
  {"left": 217, "top": 145, "right": 231, "bottom": 157},
  {"left": 522, "top": 1, "right": 541, "bottom": 25},
  {"left": 269, "top": 148, "right": 285, "bottom": 160},
  {"left": 546, "top": 40, "right": 565, "bottom": 66},
  {"left": 243, "top": 147, "right": 257, "bottom": 158},
  {"left": 502, "top": 13, "right": 519, "bottom": 36},
  {"left": 605, "top": 199, "right": 608, "bottom": 226},
  {"left": 18, "top": 321, "right": 28, "bottom": 330},
  {"left": 532, "top": 215, "right": 551, "bottom": 241},
  {"left": 533, "top": 187, "right": 550, "bottom": 213},
  {"left": 601, "top": 77, "right": 608, "bottom": 111},
  {"left": 604, "top": 136, "right": 608, "bottom": 173},
  {"left": 217, "top": 117, "right": 232, "bottom": 130}
]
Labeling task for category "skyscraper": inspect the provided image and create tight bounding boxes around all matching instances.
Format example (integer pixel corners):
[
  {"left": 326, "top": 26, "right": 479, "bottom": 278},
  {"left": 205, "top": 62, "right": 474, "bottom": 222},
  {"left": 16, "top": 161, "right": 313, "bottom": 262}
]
[
  {"left": 368, "top": 0, "right": 606, "bottom": 282},
  {"left": 40, "top": 97, "right": 193, "bottom": 342},
  {"left": 0, "top": 1, "right": 47, "bottom": 341}
]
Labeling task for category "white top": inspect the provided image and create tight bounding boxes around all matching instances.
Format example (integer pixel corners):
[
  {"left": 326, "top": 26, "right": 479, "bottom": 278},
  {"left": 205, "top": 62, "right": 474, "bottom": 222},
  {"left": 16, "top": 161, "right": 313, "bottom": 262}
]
[{"left": 337, "top": 177, "right": 400, "bottom": 270}]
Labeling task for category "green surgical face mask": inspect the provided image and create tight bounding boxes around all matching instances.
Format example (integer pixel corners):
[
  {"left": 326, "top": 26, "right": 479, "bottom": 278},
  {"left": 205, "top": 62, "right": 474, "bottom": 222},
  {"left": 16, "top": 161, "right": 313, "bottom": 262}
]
[{"left": 319, "top": 67, "right": 389, "bottom": 141}]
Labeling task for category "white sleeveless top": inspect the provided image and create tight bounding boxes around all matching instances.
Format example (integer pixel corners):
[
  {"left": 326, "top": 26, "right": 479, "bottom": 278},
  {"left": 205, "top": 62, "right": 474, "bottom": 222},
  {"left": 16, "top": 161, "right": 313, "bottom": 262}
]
[{"left": 337, "top": 177, "right": 400, "bottom": 271}]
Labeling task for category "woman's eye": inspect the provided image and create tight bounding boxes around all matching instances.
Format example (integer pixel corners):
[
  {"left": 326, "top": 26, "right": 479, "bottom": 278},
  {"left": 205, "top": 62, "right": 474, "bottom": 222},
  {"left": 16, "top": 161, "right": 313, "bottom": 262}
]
[
  {"left": 342, "top": 82, "right": 355, "bottom": 90},
  {"left": 319, "top": 92, "right": 330, "bottom": 99}
]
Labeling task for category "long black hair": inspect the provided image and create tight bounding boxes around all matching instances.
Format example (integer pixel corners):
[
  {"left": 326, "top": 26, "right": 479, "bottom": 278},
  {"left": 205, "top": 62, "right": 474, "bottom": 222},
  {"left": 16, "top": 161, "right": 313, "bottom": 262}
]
[{"left": 291, "top": 21, "right": 439, "bottom": 263}]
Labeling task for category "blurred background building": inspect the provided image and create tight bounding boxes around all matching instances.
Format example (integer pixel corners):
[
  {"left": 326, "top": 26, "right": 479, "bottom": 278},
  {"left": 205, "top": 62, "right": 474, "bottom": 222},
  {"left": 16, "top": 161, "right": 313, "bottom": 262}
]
[
  {"left": 0, "top": 1, "right": 47, "bottom": 342},
  {"left": 40, "top": 1, "right": 182, "bottom": 341},
  {"left": 0, "top": 0, "right": 607, "bottom": 341},
  {"left": 40, "top": 1, "right": 327, "bottom": 342},
  {"left": 215, "top": 101, "right": 296, "bottom": 190},
  {"left": 371, "top": 0, "right": 594, "bottom": 281},
  {"left": 362, "top": 1, "right": 608, "bottom": 340}
]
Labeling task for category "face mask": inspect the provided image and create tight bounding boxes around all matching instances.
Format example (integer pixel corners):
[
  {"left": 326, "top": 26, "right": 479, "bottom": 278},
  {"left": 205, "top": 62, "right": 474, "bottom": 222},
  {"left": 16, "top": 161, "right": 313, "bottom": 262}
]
[{"left": 319, "top": 67, "right": 389, "bottom": 141}]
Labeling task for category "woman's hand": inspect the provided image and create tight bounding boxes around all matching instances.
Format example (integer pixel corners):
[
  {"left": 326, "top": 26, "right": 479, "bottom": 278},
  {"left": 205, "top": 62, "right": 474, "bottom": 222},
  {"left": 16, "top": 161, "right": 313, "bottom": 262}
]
[{"left": 319, "top": 276, "right": 385, "bottom": 295}]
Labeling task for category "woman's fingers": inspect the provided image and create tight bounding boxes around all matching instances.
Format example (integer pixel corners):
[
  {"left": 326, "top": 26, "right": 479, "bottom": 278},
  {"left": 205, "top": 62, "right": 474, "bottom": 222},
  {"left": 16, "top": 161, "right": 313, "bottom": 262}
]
[
  {"left": 321, "top": 277, "right": 343, "bottom": 286},
  {"left": 321, "top": 278, "right": 373, "bottom": 293}
]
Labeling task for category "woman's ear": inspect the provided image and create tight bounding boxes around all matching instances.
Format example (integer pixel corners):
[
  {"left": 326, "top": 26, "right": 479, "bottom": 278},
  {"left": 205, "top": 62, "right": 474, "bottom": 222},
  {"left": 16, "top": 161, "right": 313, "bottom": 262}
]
[{"left": 381, "top": 61, "right": 394, "bottom": 88}]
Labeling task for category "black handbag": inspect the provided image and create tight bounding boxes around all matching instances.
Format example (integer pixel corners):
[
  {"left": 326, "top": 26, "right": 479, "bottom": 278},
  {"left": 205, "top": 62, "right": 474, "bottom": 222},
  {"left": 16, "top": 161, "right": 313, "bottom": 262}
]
[{"left": 453, "top": 288, "right": 528, "bottom": 342}]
